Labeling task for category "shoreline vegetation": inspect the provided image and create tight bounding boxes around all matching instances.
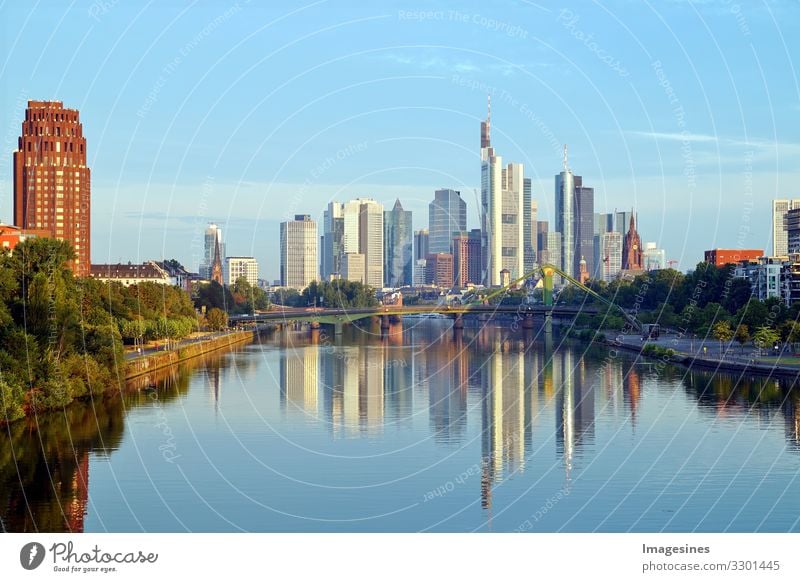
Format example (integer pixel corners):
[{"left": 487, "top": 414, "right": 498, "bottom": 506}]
[
  {"left": 0, "top": 239, "right": 259, "bottom": 425},
  {"left": 3, "top": 238, "right": 798, "bottom": 424}
]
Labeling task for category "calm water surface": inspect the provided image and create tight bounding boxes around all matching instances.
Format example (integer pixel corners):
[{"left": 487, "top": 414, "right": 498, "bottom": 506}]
[{"left": 3, "top": 320, "right": 800, "bottom": 532}]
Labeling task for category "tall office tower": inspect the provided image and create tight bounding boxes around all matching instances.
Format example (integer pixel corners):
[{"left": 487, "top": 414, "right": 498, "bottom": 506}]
[
  {"left": 555, "top": 145, "right": 575, "bottom": 278},
  {"left": 13, "top": 101, "right": 91, "bottom": 275},
  {"left": 342, "top": 199, "right": 361, "bottom": 255},
  {"left": 429, "top": 188, "right": 466, "bottom": 255},
  {"left": 536, "top": 221, "right": 550, "bottom": 264},
  {"left": 498, "top": 162, "right": 525, "bottom": 281},
  {"left": 322, "top": 202, "right": 344, "bottom": 279},
  {"left": 574, "top": 177, "right": 594, "bottom": 277},
  {"left": 545, "top": 231, "right": 562, "bottom": 284},
  {"left": 414, "top": 228, "right": 429, "bottom": 261},
  {"left": 452, "top": 229, "right": 482, "bottom": 286},
  {"left": 600, "top": 231, "right": 622, "bottom": 281},
  {"left": 593, "top": 212, "right": 614, "bottom": 278},
  {"left": 622, "top": 211, "right": 643, "bottom": 271},
  {"left": 529, "top": 198, "right": 538, "bottom": 268},
  {"left": 773, "top": 199, "right": 800, "bottom": 256},
  {"left": 280, "top": 214, "right": 318, "bottom": 290},
  {"left": 642, "top": 242, "right": 666, "bottom": 271},
  {"left": 224, "top": 256, "right": 259, "bottom": 286},
  {"left": 384, "top": 199, "right": 413, "bottom": 287},
  {"left": 201, "top": 223, "right": 225, "bottom": 279},
  {"left": 480, "top": 97, "right": 503, "bottom": 285},
  {"left": 523, "top": 178, "right": 534, "bottom": 273},
  {"left": 614, "top": 210, "right": 631, "bottom": 237},
  {"left": 358, "top": 199, "right": 384, "bottom": 288}
]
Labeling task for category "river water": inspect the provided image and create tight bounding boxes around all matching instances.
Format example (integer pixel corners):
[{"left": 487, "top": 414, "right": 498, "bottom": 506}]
[{"left": 2, "top": 319, "right": 800, "bottom": 532}]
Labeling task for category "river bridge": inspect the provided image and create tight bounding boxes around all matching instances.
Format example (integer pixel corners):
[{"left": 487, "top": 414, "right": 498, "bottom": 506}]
[{"left": 229, "top": 264, "right": 641, "bottom": 335}]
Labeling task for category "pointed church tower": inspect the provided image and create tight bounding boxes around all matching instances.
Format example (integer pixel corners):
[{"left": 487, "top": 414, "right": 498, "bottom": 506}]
[
  {"left": 211, "top": 232, "right": 224, "bottom": 285},
  {"left": 622, "top": 210, "right": 643, "bottom": 271}
]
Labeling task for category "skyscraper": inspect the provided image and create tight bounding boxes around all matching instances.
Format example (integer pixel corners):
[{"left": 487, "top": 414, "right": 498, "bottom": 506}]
[
  {"left": 529, "top": 198, "right": 538, "bottom": 269},
  {"left": 773, "top": 199, "right": 800, "bottom": 256},
  {"left": 280, "top": 214, "right": 318, "bottom": 290},
  {"left": 479, "top": 100, "right": 527, "bottom": 285},
  {"left": 384, "top": 199, "right": 413, "bottom": 287},
  {"left": 600, "top": 231, "right": 622, "bottom": 281},
  {"left": 480, "top": 97, "right": 503, "bottom": 286},
  {"left": 358, "top": 199, "right": 384, "bottom": 288},
  {"left": 321, "top": 202, "right": 344, "bottom": 280},
  {"left": 201, "top": 223, "right": 225, "bottom": 279},
  {"left": 13, "top": 100, "right": 91, "bottom": 275},
  {"left": 224, "top": 256, "right": 259, "bottom": 286},
  {"left": 429, "top": 188, "right": 466, "bottom": 255},
  {"left": 414, "top": 228, "right": 429, "bottom": 261},
  {"left": 574, "top": 177, "right": 594, "bottom": 277},
  {"left": 555, "top": 146, "right": 575, "bottom": 278}
]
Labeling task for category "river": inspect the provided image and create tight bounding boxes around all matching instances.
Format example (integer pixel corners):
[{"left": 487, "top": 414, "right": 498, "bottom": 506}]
[{"left": 2, "top": 319, "right": 800, "bottom": 532}]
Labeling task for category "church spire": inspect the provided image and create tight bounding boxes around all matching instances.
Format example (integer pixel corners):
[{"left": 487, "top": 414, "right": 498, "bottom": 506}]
[{"left": 211, "top": 231, "right": 223, "bottom": 285}]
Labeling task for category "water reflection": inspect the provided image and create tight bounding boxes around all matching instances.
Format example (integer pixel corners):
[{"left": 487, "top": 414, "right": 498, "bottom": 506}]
[{"left": 5, "top": 323, "right": 800, "bottom": 532}]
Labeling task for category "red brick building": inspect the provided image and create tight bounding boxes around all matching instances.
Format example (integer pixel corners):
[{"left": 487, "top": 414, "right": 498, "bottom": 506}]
[
  {"left": 452, "top": 229, "right": 481, "bottom": 287},
  {"left": 13, "top": 101, "right": 91, "bottom": 276},
  {"left": 622, "top": 212, "right": 643, "bottom": 271},
  {"left": 0, "top": 223, "right": 50, "bottom": 253},
  {"left": 425, "top": 253, "right": 453, "bottom": 288},
  {"left": 704, "top": 248, "right": 763, "bottom": 266}
]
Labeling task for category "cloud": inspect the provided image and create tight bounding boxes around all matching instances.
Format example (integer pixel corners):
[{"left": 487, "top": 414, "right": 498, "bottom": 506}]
[{"left": 628, "top": 130, "right": 719, "bottom": 143}]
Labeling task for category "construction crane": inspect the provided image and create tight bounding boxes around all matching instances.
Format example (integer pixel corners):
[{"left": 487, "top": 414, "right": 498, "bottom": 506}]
[{"left": 667, "top": 259, "right": 679, "bottom": 269}]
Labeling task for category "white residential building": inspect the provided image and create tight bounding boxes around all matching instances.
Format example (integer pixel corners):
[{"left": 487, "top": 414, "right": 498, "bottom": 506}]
[
  {"left": 772, "top": 199, "right": 800, "bottom": 256},
  {"left": 280, "top": 215, "right": 318, "bottom": 290},
  {"left": 225, "top": 256, "right": 259, "bottom": 287}
]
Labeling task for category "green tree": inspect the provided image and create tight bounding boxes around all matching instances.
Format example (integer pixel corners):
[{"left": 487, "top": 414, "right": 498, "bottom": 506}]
[
  {"left": 712, "top": 320, "right": 733, "bottom": 354},
  {"left": 753, "top": 326, "right": 780, "bottom": 356},
  {"left": 734, "top": 324, "right": 750, "bottom": 353},
  {"left": 206, "top": 308, "right": 228, "bottom": 331}
]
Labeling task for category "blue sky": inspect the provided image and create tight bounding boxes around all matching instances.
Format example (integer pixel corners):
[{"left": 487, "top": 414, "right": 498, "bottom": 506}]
[{"left": 1, "top": 0, "right": 798, "bottom": 280}]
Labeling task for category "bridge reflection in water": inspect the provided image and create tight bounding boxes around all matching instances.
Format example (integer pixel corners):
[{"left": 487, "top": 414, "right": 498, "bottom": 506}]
[{"left": 4, "top": 321, "right": 800, "bottom": 532}]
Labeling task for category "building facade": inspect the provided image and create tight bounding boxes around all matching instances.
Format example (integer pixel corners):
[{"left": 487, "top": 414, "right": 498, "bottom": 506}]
[
  {"left": 704, "top": 248, "right": 763, "bottom": 267},
  {"left": 225, "top": 256, "right": 259, "bottom": 287},
  {"left": 201, "top": 223, "right": 225, "bottom": 279},
  {"left": 425, "top": 253, "right": 454, "bottom": 288},
  {"left": 429, "top": 188, "right": 466, "bottom": 255},
  {"left": 773, "top": 199, "right": 800, "bottom": 256},
  {"left": 600, "top": 231, "right": 622, "bottom": 281},
  {"left": 643, "top": 242, "right": 666, "bottom": 271},
  {"left": 321, "top": 202, "right": 344, "bottom": 280},
  {"left": 342, "top": 253, "right": 366, "bottom": 285},
  {"left": 574, "top": 178, "right": 594, "bottom": 277},
  {"left": 555, "top": 147, "right": 575, "bottom": 279},
  {"left": 280, "top": 215, "right": 318, "bottom": 290},
  {"left": 358, "top": 199, "right": 384, "bottom": 288},
  {"left": 13, "top": 101, "right": 91, "bottom": 276},
  {"left": 452, "top": 229, "right": 482, "bottom": 287},
  {"left": 384, "top": 199, "right": 413, "bottom": 287},
  {"left": 622, "top": 212, "right": 643, "bottom": 272},
  {"left": 414, "top": 228, "right": 429, "bottom": 262},
  {"left": 90, "top": 262, "right": 171, "bottom": 286}
]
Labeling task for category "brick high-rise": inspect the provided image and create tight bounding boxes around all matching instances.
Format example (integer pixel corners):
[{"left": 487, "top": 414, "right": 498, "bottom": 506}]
[{"left": 13, "top": 101, "right": 91, "bottom": 275}]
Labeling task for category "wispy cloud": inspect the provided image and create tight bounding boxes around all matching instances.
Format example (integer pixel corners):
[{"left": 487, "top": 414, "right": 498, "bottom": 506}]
[
  {"left": 628, "top": 130, "right": 718, "bottom": 143},
  {"left": 374, "top": 52, "right": 544, "bottom": 77}
]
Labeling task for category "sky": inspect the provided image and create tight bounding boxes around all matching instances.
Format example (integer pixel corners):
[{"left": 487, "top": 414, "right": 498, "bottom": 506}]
[{"left": 1, "top": 0, "right": 799, "bottom": 281}]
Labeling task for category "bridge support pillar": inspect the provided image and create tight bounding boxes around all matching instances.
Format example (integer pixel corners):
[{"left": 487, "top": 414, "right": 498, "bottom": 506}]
[
  {"left": 522, "top": 313, "right": 534, "bottom": 329},
  {"left": 545, "top": 312, "right": 553, "bottom": 335},
  {"left": 309, "top": 320, "right": 320, "bottom": 330},
  {"left": 380, "top": 315, "right": 390, "bottom": 330},
  {"left": 334, "top": 321, "right": 343, "bottom": 336},
  {"left": 452, "top": 314, "right": 464, "bottom": 329}
]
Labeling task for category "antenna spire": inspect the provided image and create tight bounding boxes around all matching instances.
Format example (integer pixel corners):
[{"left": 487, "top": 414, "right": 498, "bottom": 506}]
[{"left": 563, "top": 144, "right": 569, "bottom": 171}]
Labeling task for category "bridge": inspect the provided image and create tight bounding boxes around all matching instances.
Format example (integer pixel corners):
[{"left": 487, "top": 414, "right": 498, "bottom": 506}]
[{"left": 230, "top": 263, "right": 640, "bottom": 334}]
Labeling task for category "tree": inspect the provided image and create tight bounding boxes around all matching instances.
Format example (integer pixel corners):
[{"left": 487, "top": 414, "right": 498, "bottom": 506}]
[
  {"left": 712, "top": 320, "right": 733, "bottom": 355},
  {"left": 206, "top": 308, "right": 228, "bottom": 331},
  {"left": 753, "top": 326, "right": 780, "bottom": 356},
  {"left": 734, "top": 324, "right": 750, "bottom": 353}
]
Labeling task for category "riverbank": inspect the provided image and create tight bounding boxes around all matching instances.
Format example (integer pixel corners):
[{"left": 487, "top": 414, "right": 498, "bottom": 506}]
[
  {"left": 125, "top": 329, "right": 256, "bottom": 381},
  {"left": 608, "top": 332, "right": 800, "bottom": 380}
]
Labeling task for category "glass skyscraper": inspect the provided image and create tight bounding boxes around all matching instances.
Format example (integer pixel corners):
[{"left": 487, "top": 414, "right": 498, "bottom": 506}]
[{"left": 384, "top": 199, "right": 413, "bottom": 287}]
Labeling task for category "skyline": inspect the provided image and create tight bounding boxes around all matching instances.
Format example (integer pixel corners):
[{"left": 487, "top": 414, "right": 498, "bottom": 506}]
[{"left": 1, "top": 1, "right": 799, "bottom": 280}]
